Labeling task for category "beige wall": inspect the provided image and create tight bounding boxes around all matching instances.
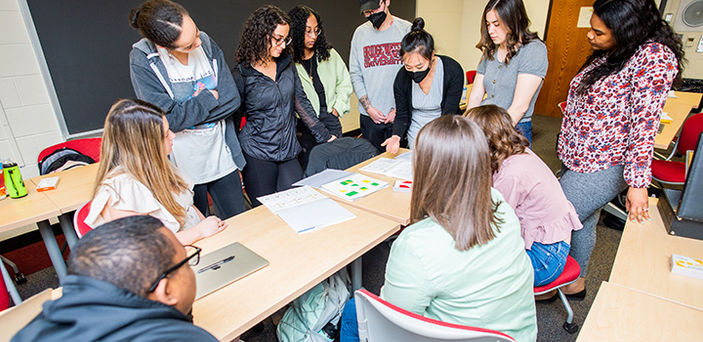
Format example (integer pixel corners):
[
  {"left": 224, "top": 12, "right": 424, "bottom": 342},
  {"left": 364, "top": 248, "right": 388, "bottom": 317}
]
[{"left": 416, "top": 0, "right": 550, "bottom": 72}]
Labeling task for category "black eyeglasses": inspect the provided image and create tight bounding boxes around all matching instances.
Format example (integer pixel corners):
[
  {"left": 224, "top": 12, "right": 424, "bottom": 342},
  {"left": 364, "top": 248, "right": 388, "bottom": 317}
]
[
  {"left": 147, "top": 245, "right": 201, "bottom": 293},
  {"left": 272, "top": 34, "right": 292, "bottom": 47}
]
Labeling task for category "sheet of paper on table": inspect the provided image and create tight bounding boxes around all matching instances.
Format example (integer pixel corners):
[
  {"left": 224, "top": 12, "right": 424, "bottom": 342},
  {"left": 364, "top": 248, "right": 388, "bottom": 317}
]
[
  {"left": 359, "top": 152, "right": 413, "bottom": 180},
  {"left": 321, "top": 173, "right": 389, "bottom": 201},
  {"left": 292, "top": 169, "right": 353, "bottom": 189}
]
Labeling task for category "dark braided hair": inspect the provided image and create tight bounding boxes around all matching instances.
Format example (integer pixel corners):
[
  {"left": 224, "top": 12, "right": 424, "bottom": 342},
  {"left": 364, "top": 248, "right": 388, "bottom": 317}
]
[
  {"left": 129, "top": 0, "right": 188, "bottom": 49},
  {"left": 576, "top": 0, "right": 685, "bottom": 95},
  {"left": 288, "top": 6, "right": 331, "bottom": 63},
  {"left": 236, "top": 5, "right": 291, "bottom": 65},
  {"left": 400, "top": 17, "right": 434, "bottom": 59}
]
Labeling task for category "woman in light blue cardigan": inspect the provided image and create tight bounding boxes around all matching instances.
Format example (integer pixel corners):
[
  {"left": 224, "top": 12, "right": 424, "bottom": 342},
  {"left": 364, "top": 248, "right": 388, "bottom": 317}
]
[{"left": 288, "top": 5, "right": 353, "bottom": 167}]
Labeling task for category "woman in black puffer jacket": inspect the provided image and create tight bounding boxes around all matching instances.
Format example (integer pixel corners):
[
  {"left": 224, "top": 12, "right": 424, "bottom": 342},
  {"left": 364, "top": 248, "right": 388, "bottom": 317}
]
[{"left": 234, "top": 5, "right": 336, "bottom": 206}]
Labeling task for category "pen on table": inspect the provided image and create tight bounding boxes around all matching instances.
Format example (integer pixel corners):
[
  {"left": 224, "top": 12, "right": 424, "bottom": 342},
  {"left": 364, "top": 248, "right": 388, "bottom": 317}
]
[{"left": 197, "top": 255, "right": 235, "bottom": 274}]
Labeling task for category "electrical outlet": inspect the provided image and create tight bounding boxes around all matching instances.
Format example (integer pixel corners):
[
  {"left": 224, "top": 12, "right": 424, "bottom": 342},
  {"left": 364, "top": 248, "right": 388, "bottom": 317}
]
[{"left": 686, "top": 36, "right": 696, "bottom": 48}]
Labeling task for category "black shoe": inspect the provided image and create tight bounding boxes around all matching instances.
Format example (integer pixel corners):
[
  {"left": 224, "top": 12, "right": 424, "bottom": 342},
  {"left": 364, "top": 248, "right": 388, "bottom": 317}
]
[
  {"left": 535, "top": 292, "right": 558, "bottom": 303},
  {"left": 564, "top": 288, "right": 587, "bottom": 301}
]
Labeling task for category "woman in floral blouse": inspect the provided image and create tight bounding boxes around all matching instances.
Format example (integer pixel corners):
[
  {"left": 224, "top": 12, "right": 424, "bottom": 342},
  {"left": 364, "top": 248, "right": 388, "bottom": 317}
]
[{"left": 557, "top": 0, "right": 683, "bottom": 298}]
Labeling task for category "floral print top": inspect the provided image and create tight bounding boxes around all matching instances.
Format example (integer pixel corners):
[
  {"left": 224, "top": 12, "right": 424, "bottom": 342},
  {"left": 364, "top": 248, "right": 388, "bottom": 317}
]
[{"left": 558, "top": 42, "right": 678, "bottom": 188}]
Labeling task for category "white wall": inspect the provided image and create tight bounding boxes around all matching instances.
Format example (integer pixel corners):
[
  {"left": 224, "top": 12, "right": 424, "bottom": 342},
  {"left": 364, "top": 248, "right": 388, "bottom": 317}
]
[
  {"left": 0, "top": 0, "right": 64, "bottom": 179},
  {"left": 416, "top": 0, "right": 550, "bottom": 72}
]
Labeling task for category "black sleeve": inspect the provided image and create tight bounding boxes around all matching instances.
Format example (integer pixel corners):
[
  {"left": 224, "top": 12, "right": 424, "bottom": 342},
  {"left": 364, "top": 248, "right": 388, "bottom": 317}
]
[
  {"left": 441, "top": 56, "right": 464, "bottom": 115},
  {"left": 392, "top": 68, "right": 411, "bottom": 137},
  {"left": 292, "top": 66, "right": 332, "bottom": 143}
]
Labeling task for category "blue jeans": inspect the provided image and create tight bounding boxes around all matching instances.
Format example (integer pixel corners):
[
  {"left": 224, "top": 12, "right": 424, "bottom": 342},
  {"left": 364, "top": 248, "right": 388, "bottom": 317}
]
[
  {"left": 340, "top": 297, "right": 360, "bottom": 342},
  {"left": 526, "top": 241, "right": 570, "bottom": 287},
  {"left": 515, "top": 121, "right": 532, "bottom": 145}
]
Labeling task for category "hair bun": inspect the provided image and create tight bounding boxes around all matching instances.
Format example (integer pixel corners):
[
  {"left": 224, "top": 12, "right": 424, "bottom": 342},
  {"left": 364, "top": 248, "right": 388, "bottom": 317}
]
[
  {"left": 129, "top": 8, "right": 140, "bottom": 29},
  {"left": 411, "top": 17, "right": 425, "bottom": 32}
]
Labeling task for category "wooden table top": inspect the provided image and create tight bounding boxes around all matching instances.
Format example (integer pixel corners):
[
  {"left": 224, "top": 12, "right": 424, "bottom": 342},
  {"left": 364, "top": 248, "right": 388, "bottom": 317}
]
[
  {"left": 29, "top": 163, "right": 99, "bottom": 214},
  {"left": 0, "top": 178, "right": 60, "bottom": 233},
  {"left": 191, "top": 204, "right": 400, "bottom": 341},
  {"left": 330, "top": 149, "right": 412, "bottom": 225},
  {"left": 577, "top": 281, "right": 703, "bottom": 341},
  {"left": 654, "top": 91, "right": 703, "bottom": 150},
  {"left": 609, "top": 198, "right": 703, "bottom": 311}
]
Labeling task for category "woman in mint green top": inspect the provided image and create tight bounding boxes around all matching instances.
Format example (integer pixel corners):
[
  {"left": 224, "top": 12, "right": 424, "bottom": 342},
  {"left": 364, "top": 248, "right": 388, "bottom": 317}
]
[
  {"left": 289, "top": 6, "right": 353, "bottom": 167},
  {"left": 340, "top": 115, "right": 537, "bottom": 342}
]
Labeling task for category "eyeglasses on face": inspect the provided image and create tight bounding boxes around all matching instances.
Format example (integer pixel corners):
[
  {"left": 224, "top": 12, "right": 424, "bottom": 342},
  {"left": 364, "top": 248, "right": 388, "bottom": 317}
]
[
  {"left": 305, "top": 28, "right": 321, "bottom": 37},
  {"left": 147, "top": 245, "right": 201, "bottom": 293},
  {"left": 272, "top": 34, "right": 292, "bottom": 47}
]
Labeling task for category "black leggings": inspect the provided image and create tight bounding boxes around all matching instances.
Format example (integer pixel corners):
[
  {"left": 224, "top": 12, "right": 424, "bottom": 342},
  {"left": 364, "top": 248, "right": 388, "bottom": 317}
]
[
  {"left": 193, "top": 170, "right": 247, "bottom": 220},
  {"left": 242, "top": 153, "right": 304, "bottom": 207}
]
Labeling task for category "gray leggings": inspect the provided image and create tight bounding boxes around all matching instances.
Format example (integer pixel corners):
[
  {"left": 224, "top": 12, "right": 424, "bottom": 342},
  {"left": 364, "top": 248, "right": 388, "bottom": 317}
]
[{"left": 559, "top": 165, "right": 627, "bottom": 278}]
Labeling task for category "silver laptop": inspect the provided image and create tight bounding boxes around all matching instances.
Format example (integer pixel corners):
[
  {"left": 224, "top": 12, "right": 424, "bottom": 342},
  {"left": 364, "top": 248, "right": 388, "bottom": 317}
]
[{"left": 195, "top": 242, "right": 269, "bottom": 299}]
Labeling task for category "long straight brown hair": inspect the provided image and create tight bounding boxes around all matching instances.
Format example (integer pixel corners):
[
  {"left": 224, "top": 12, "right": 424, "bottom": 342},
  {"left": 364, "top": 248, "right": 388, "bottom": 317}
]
[
  {"left": 465, "top": 104, "right": 528, "bottom": 173},
  {"left": 411, "top": 115, "right": 503, "bottom": 250},
  {"left": 476, "top": 0, "right": 538, "bottom": 65},
  {"left": 94, "top": 99, "right": 190, "bottom": 225}
]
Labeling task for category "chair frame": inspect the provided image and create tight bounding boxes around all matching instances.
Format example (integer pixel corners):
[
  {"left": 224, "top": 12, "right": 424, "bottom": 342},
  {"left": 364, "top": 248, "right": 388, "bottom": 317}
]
[
  {"left": 534, "top": 255, "right": 581, "bottom": 334},
  {"left": 653, "top": 113, "right": 703, "bottom": 186}
]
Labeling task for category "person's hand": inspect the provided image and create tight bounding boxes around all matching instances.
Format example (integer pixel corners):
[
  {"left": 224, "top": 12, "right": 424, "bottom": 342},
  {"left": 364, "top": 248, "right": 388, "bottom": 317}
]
[
  {"left": 381, "top": 135, "right": 401, "bottom": 154},
  {"left": 384, "top": 108, "right": 396, "bottom": 124},
  {"left": 208, "top": 89, "right": 219, "bottom": 100},
  {"left": 196, "top": 216, "right": 228, "bottom": 238},
  {"left": 366, "top": 106, "right": 385, "bottom": 124},
  {"left": 327, "top": 135, "right": 337, "bottom": 143},
  {"left": 626, "top": 187, "right": 650, "bottom": 223},
  {"left": 331, "top": 108, "right": 339, "bottom": 117}
]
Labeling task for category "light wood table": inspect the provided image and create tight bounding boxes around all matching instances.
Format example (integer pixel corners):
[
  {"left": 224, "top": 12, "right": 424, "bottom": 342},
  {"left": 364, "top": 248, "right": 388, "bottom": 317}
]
[
  {"left": 0, "top": 181, "right": 68, "bottom": 281},
  {"left": 333, "top": 149, "right": 412, "bottom": 225},
  {"left": 577, "top": 281, "right": 703, "bottom": 341},
  {"left": 609, "top": 198, "right": 703, "bottom": 311},
  {"left": 192, "top": 204, "right": 400, "bottom": 341},
  {"left": 654, "top": 91, "right": 703, "bottom": 149},
  {"left": 28, "top": 163, "right": 100, "bottom": 248},
  {"left": 0, "top": 288, "right": 62, "bottom": 341}
]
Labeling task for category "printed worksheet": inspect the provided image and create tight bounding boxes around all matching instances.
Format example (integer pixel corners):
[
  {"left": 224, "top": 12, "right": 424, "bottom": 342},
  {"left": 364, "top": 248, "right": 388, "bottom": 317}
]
[{"left": 321, "top": 173, "right": 388, "bottom": 201}]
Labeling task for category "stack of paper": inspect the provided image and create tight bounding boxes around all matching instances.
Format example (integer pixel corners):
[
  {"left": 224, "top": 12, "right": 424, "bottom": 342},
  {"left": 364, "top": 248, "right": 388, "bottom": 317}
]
[
  {"left": 321, "top": 173, "right": 388, "bottom": 201},
  {"left": 359, "top": 152, "right": 413, "bottom": 180},
  {"left": 257, "top": 186, "right": 356, "bottom": 233},
  {"left": 672, "top": 254, "right": 703, "bottom": 280}
]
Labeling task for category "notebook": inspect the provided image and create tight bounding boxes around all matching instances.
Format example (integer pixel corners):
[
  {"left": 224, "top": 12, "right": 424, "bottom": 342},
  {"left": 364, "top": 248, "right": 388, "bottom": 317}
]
[{"left": 195, "top": 242, "right": 269, "bottom": 299}]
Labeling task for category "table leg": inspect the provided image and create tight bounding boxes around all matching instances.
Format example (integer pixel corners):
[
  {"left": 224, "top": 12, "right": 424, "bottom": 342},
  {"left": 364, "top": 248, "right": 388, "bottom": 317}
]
[
  {"left": 351, "top": 257, "right": 362, "bottom": 291},
  {"left": 58, "top": 213, "right": 78, "bottom": 249},
  {"left": 0, "top": 259, "right": 22, "bottom": 305},
  {"left": 36, "top": 220, "right": 67, "bottom": 282}
]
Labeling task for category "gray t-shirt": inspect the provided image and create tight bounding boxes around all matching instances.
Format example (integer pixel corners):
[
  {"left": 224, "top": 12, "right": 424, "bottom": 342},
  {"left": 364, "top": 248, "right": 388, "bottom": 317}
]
[
  {"left": 350, "top": 16, "right": 412, "bottom": 117},
  {"left": 408, "top": 57, "right": 444, "bottom": 148},
  {"left": 476, "top": 40, "right": 548, "bottom": 123}
]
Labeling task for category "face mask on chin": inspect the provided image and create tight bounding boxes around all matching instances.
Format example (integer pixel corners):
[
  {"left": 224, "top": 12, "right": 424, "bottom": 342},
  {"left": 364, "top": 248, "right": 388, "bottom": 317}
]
[
  {"left": 367, "top": 11, "right": 387, "bottom": 29},
  {"left": 411, "top": 67, "right": 430, "bottom": 83}
]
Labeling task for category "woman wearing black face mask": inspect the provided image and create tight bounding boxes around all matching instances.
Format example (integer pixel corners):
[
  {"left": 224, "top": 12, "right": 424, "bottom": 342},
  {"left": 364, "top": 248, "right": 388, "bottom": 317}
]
[{"left": 382, "top": 17, "right": 464, "bottom": 153}]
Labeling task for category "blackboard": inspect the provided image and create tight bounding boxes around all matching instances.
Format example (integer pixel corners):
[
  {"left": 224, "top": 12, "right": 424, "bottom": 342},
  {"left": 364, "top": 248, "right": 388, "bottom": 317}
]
[{"left": 26, "top": 0, "right": 416, "bottom": 136}]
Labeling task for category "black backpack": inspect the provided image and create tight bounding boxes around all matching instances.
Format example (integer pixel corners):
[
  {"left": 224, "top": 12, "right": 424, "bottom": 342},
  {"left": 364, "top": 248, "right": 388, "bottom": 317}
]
[{"left": 38, "top": 147, "right": 95, "bottom": 175}]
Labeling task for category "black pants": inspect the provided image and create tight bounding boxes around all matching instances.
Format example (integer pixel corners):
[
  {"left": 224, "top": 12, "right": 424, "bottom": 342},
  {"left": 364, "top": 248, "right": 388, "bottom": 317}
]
[
  {"left": 193, "top": 170, "right": 247, "bottom": 220},
  {"left": 242, "top": 152, "right": 304, "bottom": 207},
  {"left": 359, "top": 114, "right": 393, "bottom": 153},
  {"left": 298, "top": 111, "right": 343, "bottom": 169}
]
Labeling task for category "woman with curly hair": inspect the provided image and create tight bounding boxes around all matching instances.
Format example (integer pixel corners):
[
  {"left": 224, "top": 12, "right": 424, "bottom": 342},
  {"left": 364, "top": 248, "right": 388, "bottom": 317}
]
[
  {"left": 234, "top": 5, "right": 336, "bottom": 206},
  {"left": 466, "top": 105, "right": 582, "bottom": 289},
  {"left": 558, "top": 0, "right": 683, "bottom": 298},
  {"left": 466, "top": 0, "right": 548, "bottom": 143},
  {"left": 288, "top": 5, "right": 352, "bottom": 167}
]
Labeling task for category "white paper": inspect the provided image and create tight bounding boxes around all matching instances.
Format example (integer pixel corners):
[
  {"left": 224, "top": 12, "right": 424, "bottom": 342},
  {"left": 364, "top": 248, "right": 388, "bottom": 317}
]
[
  {"left": 359, "top": 155, "right": 413, "bottom": 181},
  {"left": 668, "top": 90, "right": 678, "bottom": 98},
  {"left": 577, "top": 7, "right": 593, "bottom": 28},
  {"left": 321, "top": 173, "right": 388, "bottom": 201},
  {"left": 257, "top": 186, "right": 327, "bottom": 213},
  {"left": 277, "top": 198, "right": 356, "bottom": 233},
  {"left": 292, "top": 169, "right": 353, "bottom": 188}
]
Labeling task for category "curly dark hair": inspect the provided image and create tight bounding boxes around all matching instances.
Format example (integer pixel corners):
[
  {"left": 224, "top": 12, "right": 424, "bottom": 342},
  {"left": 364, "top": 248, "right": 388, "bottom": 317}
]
[
  {"left": 288, "top": 6, "right": 331, "bottom": 63},
  {"left": 476, "top": 0, "right": 539, "bottom": 65},
  {"left": 464, "top": 104, "right": 529, "bottom": 174},
  {"left": 576, "top": 0, "right": 685, "bottom": 95},
  {"left": 236, "top": 5, "right": 291, "bottom": 65}
]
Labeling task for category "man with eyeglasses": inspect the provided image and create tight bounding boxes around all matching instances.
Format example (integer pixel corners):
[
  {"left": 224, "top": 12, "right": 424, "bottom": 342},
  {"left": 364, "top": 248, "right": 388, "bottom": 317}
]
[
  {"left": 13, "top": 216, "right": 217, "bottom": 342},
  {"left": 350, "top": 0, "right": 411, "bottom": 152}
]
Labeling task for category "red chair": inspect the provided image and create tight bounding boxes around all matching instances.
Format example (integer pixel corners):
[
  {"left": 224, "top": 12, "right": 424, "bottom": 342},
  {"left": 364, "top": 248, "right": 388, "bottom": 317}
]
[
  {"left": 652, "top": 113, "right": 703, "bottom": 185},
  {"left": 0, "top": 257, "right": 22, "bottom": 310},
  {"left": 557, "top": 101, "right": 567, "bottom": 115},
  {"left": 465, "top": 70, "right": 477, "bottom": 85},
  {"left": 534, "top": 255, "right": 581, "bottom": 334},
  {"left": 73, "top": 201, "right": 94, "bottom": 238},
  {"left": 354, "top": 289, "right": 514, "bottom": 341},
  {"left": 37, "top": 137, "right": 102, "bottom": 164}
]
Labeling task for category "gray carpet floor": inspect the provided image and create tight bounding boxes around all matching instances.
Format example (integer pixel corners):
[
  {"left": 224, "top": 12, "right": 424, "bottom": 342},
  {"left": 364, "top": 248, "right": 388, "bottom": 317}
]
[{"left": 11, "top": 114, "right": 623, "bottom": 342}]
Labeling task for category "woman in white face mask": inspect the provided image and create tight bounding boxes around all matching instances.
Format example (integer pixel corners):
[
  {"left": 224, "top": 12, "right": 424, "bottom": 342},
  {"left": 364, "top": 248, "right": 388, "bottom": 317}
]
[{"left": 381, "top": 17, "right": 465, "bottom": 153}]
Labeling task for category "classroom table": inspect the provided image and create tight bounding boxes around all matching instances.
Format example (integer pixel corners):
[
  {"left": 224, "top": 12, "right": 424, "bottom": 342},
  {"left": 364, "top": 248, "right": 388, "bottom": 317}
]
[
  {"left": 334, "top": 149, "right": 412, "bottom": 225},
  {"left": 28, "top": 163, "right": 100, "bottom": 249},
  {"left": 654, "top": 91, "right": 703, "bottom": 150},
  {"left": 608, "top": 198, "right": 703, "bottom": 311},
  {"left": 192, "top": 204, "right": 400, "bottom": 341},
  {"left": 577, "top": 281, "right": 703, "bottom": 341},
  {"left": 0, "top": 180, "right": 68, "bottom": 281}
]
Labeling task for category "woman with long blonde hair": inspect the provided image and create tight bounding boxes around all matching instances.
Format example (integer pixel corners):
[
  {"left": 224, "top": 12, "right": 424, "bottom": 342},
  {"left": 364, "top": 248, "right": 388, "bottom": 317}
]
[
  {"left": 341, "top": 115, "right": 536, "bottom": 342},
  {"left": 85, "top": 98, "right": 227, "bottom": 245}
]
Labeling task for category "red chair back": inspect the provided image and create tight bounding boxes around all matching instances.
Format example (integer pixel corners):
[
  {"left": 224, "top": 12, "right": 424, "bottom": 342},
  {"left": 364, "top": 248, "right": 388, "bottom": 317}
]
[
  {"left": 37, "top": 138, "right": 102, "bottom": 164},
  {"left": 74, "top": 201, "right": 94, "bottom": 238},
  {"left": 466, "top": 70, "right": 477, "bottom": 85},
  {"left": 0, "top": 272, "right": 9, "bottom": 312},
  {"left": 558, "top": 101, "right": 567, "bottom": 114},
  {"left": 677, "top": 113, "right": 703, "bottom": 155}
]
